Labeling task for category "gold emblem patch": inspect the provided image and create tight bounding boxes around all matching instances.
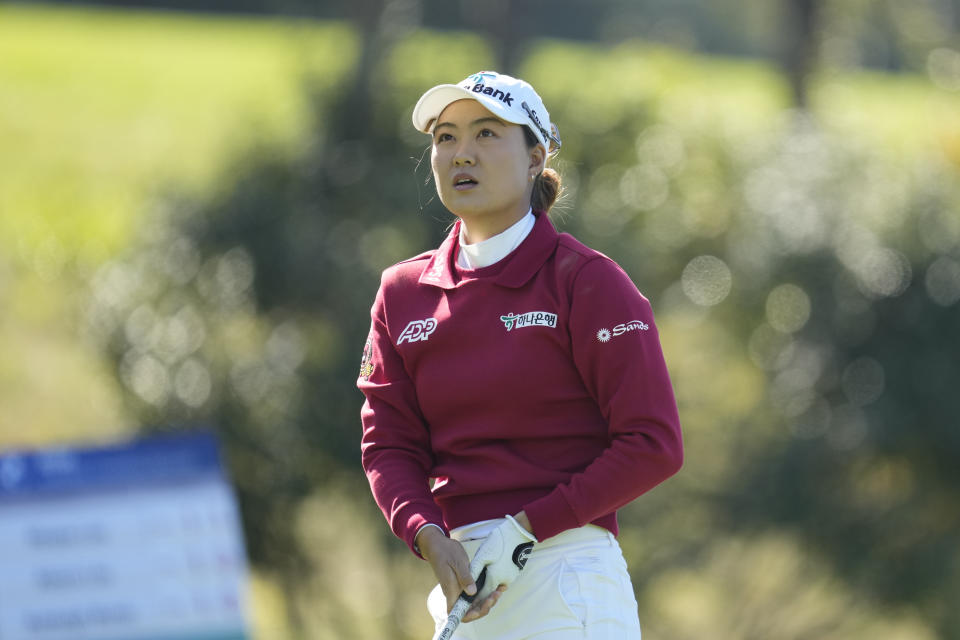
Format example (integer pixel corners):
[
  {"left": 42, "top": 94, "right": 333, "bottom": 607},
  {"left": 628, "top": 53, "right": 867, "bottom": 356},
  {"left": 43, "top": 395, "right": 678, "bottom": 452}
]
[{"left": 359, "top": 334, "right": 374, "bottom": 380}]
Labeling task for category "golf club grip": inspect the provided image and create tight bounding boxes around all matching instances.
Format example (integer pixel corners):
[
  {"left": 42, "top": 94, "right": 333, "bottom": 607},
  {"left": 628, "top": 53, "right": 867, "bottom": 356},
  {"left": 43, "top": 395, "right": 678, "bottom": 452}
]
[
  {"left": 432, "top": 596, "right": 470, "bottom": 640},
  {"left": 430, "top": 567, "right": 487, "bottom": 640}
]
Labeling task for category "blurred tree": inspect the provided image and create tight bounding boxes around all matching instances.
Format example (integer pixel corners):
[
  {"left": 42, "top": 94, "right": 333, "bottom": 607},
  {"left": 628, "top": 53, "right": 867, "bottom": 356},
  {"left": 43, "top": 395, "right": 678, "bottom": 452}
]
[
  {"left": 674, "top": 118, "right": 960, "bottom": 637},
  {"left": 458, "top": 0, "right": 521, "bottom": 73},
  {"left": 32, "top": 0, "right": 960, "bottom": 77},
  {"left": 781, "top": 0, "right": 822, "bottom": 107}
]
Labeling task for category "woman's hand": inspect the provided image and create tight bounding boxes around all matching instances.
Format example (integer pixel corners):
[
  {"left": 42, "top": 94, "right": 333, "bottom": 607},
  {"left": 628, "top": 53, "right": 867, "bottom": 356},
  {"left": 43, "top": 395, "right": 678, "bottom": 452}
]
[
  {"left": 462, "top": 512, "right": 533, "bottom": 620},
  {"left": 462, "top": 584, "right": 507, "bottom": 622},
  {"left": 416, "top": 525, "right": 506, "bottom": 621}
]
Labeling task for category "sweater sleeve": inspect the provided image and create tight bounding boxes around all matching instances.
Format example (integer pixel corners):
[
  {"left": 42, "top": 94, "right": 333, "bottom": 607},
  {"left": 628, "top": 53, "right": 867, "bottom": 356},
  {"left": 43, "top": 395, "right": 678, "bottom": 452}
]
[
  {"left": 523, "top": 257, "right": 683, "bottom": 540},
  {"left": 358, "top": 277, "right": 447, "bottom": 556}
]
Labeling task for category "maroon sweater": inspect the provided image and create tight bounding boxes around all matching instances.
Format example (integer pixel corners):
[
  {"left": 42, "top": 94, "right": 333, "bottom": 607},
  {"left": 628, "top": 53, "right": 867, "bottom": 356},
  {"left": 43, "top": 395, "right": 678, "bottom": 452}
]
[{"left": 358, "top": 211, "right": 683, "bottom": 555}]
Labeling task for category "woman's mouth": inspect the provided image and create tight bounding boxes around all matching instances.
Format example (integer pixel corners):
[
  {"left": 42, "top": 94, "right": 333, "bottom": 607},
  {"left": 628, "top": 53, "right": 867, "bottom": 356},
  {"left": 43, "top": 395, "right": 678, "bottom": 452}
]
[{"left": 453, "top": 174, "right": 478, "bottom": 191}]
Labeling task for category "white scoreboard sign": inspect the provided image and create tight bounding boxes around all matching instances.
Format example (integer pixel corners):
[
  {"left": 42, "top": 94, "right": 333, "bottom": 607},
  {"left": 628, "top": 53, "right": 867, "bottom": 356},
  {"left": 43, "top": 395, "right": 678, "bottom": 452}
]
[{"left": 0, "top": 432, "right": 250, "bottom": 640}]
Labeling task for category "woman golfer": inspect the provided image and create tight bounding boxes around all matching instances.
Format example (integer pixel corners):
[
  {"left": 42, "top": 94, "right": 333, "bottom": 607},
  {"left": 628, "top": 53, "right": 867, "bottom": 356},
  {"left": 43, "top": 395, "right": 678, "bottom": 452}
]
[{"left": 357, "top": 70, "right": 683, "bottom": 639}]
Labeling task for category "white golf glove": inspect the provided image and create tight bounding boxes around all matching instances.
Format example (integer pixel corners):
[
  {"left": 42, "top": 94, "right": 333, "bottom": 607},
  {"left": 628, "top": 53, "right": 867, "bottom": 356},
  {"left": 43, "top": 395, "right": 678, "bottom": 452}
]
[{"left": 468, "top": 515, "right": 536, "bottom": 602}]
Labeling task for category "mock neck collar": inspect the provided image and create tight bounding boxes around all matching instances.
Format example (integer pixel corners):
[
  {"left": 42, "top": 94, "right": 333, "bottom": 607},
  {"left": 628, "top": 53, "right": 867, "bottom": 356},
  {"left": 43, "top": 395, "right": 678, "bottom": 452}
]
[
  {"left": 457, "top": 209, "right": 535, "bottom": 269},
  {"left": 418, "top": 210, "right": 559, "bottom": 290}
]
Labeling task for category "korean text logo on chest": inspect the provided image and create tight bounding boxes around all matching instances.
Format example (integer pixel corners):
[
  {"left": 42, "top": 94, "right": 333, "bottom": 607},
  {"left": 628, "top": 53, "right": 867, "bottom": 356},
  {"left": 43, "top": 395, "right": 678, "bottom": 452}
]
[{"left": 500, "top": 311, "right": 558, "bottom": 332}]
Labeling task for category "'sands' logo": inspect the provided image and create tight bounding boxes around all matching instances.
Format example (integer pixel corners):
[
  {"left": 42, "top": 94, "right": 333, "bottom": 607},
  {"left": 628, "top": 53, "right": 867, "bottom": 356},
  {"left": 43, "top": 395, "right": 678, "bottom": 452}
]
[{"left": 596, "top": 320, "right": 649, "bottom": 342}]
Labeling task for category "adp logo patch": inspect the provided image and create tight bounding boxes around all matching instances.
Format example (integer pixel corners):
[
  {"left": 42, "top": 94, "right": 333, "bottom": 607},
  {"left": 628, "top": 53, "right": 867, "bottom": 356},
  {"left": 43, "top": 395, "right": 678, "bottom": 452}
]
[{"left": 397, "top": 318, "right": 438, "bottom": 344}]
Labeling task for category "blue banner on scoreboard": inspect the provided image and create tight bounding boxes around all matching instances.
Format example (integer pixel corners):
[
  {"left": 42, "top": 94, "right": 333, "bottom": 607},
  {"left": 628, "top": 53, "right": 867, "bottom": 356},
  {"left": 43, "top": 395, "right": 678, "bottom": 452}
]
[{"left": 0, "top": 431, "right": 226, "bottom": 499}]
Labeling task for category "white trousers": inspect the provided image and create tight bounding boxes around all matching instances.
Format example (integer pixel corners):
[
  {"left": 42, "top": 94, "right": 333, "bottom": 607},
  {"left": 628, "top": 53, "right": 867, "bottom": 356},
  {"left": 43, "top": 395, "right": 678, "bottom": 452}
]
[{"left": 428, "top": 520, "right": 642, "bottom": 640}]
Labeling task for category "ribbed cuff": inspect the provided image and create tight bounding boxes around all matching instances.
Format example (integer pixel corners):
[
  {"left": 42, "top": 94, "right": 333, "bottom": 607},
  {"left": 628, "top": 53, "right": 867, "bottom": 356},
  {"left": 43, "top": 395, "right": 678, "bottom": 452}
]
[{"left": 412, "top": 522, "right": 447, "bottom": 557}]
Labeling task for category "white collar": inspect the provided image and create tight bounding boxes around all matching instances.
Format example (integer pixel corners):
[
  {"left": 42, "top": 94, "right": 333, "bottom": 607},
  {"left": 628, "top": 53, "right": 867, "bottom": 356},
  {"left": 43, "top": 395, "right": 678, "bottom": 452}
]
[{"left": 457, "top": 209, "right": 535, "bottom": 269}]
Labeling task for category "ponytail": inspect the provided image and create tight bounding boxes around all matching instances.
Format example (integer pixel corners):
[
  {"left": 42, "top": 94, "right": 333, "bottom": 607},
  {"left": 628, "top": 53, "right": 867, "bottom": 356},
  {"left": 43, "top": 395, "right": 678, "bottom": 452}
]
[
  {"left": 532, "top": 168, "right": 562, "bottom": 213},
  {"left": 523, "top": 126, "right": 563, "bottom": 214}
]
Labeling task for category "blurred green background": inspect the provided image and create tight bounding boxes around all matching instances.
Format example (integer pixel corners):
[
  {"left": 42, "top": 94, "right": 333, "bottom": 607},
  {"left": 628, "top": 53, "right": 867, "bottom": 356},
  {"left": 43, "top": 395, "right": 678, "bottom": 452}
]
[{"left": 2, "top": 1, "right": 959, "bottom": 638}]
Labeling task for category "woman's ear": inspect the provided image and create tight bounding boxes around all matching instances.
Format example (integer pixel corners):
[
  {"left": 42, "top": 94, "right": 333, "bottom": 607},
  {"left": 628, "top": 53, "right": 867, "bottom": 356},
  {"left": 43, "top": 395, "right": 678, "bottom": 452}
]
[{"left": 529, "top": 143, "right": 547, "bottom": 176}]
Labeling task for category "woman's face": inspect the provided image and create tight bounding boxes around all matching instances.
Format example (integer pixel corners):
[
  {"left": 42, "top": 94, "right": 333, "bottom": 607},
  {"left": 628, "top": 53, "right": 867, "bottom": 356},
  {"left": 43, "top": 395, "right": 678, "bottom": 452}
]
[{"left": 430, "top": 99, "right": 543, "bottom": 235}]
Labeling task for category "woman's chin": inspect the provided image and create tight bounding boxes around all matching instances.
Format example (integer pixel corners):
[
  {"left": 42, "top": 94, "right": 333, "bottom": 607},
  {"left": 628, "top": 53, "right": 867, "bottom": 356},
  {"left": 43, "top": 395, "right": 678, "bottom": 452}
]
[{"left": 443, "top": 198, "right": 490, "bottom": 219}]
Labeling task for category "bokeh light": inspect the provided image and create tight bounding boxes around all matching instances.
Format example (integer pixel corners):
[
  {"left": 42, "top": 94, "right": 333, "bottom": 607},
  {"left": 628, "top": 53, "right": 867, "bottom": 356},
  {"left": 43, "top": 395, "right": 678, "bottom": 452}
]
[
  {"left": 927, "top": 47, "right": 960, "bottom": 91},
  {"left": 765, "top": 284, "right": 812, "bottom": 334},
  {"left": 841, "top": 357, "right": 885, "bottom": 407},
  {"left": 681, "top": 255, "right": 732, "bottom": 306},
  {"left": 924, "top": 255, "right": 960, "bottom": 306}
]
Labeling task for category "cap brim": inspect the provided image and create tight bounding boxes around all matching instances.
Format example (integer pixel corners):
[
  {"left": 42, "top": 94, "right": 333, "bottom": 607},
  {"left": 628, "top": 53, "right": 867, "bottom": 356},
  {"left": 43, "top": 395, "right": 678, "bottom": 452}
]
[{"left": 411, "top": 84, "right": 528, "bottom": 134}]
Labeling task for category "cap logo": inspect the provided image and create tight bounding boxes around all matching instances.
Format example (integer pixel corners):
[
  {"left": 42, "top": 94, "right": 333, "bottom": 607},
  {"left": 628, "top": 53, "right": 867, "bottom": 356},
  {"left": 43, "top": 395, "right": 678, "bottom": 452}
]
[
  {"left": 468, "top": 72, "right": 497, "bottom": 83},
  {"left": 521, "top": 102, "right": 561, "bottom": 150},
  {"left": 470, "top": 83, "right": 513, "bottom": 106}
]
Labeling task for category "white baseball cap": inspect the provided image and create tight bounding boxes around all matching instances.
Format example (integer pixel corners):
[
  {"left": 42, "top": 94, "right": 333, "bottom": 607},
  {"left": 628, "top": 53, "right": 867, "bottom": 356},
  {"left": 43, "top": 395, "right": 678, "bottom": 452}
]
[{"left": 412, "top": 70, "right": 561, "bottom": 152}]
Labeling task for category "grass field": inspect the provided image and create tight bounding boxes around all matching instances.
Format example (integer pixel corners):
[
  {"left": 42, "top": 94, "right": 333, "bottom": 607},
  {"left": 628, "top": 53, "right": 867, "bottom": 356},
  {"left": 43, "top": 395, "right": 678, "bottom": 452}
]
[
  {"left": 0, "top": 3, "right": 356, "bottom": 265},
  {"left": 0, "top": 2, "right": 356, "bottom": 455}
]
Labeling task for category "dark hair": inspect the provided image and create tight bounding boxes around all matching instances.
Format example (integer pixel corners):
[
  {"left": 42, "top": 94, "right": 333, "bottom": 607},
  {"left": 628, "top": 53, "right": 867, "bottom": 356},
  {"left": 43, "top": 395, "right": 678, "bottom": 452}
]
[{"left": 522, "top": 126, "right": 563, "bottom": 214}]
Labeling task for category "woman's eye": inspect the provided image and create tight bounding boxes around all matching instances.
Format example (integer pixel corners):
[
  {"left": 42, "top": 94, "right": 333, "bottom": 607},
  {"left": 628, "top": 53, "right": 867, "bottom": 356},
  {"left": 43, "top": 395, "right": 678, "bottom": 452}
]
[
  {"left": 479, "top": 129, "right": 495, "bottom": 138},
  {"left": 435, "top": 133, "right": 453, "bottom": 143}
]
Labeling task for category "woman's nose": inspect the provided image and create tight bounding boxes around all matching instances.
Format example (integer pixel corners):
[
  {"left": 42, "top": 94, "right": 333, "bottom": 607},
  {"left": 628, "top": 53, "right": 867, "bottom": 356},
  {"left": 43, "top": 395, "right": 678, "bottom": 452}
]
[{"left": 453, "top": 140, "right": 475, "bottom": 166}]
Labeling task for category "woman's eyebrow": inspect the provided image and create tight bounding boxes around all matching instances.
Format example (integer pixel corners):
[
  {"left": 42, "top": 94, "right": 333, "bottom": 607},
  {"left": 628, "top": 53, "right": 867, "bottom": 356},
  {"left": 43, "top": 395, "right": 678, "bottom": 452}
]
[
  {"left": 434, "top": 116, "right": 508, "bottom": 132},
  {"left": 470, "top": 116, "right": 508, "bottom": 128}
]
